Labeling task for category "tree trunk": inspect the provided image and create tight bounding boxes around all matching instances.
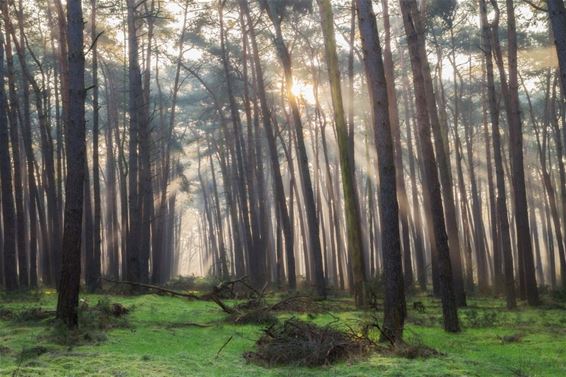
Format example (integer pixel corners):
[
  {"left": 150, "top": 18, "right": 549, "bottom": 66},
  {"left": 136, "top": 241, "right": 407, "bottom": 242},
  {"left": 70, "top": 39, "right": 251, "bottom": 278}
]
[
  {"left": 56, "top": 0, "right": 86, "bottom": 327},
  {"left": 241, "top": 0, "right": 296, "bottom": 289},
  {"left": 87, "top": 0, "right": 101, "bottom": 292},
  {"left": 126, "top": 0, "right": 143, "bottom": 285},
  {"left": 548, "top": 0, "right": 566, "bottom": 96},
  {"left": 4, "top": 31, "right": 27, "bottom": 288},
  {"left": 0, "top": 28, "right": 18, "bottom": 291},
  {"left": 356, "top": 0, "right": 406, "bottom": 341},
  {"left": 481, "top": 0, "right": 517, "bottom": 308},
  {"left": 504, "top": 0, "right": 539, "bottom": 305},
  {"left": 263, "top": 2, "right": 325, "bottom": 298},
  {"left": 318, "top": 0, "right": 366, "bottom": 306},
  {"left": 399, "top": 0, "right": 460, "bottom": 332}
]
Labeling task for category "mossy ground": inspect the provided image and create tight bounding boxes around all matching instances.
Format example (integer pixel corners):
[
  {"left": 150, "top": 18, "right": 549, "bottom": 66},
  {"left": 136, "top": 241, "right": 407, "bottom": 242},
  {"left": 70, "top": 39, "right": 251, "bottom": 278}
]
[{"left": 0, "top": 289, "right": 565, "bottom": 376}]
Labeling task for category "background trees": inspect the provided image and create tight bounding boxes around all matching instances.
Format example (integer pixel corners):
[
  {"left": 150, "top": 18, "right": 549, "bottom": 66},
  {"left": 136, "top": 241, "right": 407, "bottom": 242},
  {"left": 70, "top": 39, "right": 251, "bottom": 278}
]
[{"left": 0, "top": 0, "right": 564, "bottom": 336}]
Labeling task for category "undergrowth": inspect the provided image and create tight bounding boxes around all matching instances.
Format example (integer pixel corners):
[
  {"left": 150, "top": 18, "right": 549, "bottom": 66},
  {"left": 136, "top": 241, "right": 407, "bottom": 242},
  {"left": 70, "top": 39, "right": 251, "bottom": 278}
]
[
  {"left": 0, "top": 291, "right": 565, "bottom": 376},
  {"left": 47, "top": 297, "right": 131, "bottom": 346}
]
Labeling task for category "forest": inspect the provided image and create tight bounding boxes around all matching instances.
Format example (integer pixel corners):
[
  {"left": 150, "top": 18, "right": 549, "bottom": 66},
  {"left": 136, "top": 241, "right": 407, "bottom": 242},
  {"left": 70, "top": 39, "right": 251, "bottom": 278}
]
[{"left": 0, "top": 0, "right": 566, "bottom": 375}]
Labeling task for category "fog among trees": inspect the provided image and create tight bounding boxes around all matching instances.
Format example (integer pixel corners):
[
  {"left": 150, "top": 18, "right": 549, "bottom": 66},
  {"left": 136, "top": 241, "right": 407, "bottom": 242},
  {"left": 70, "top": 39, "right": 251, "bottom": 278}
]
[{"left": 1, "top": 0, "right": 566, "bottom": 375}]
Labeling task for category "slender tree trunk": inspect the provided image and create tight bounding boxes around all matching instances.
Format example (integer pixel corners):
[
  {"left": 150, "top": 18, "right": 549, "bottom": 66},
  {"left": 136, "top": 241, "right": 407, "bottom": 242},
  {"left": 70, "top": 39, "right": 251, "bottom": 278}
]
[
  {"left": 242, "top": 0, "right": 296, "bottom": 289},
  {"left": 87, "top": 0, "right": 101, "bottom": 292},
  {"left": 101, "top": 63, "right": 120, "bottom": 279},
  {"left": 318, "top": 0, "right": 366, "bottom": 306},
  {"left": 504, "top": 0, "right": 539, "bottom": 305},
  {"left": 399, "top": 0, "right": 459, "bottom": 332},
  {"left": 380, "top": 0, "right": 413, "bottom": 290},
  {"left": 263, "top": 2, "right": 325, "bottom": 297},
  {"left": 548, "top": 0, "right": 566, "bottom": 96},
  {"left": 356, "top": 0, "right": 406, "bottom": 341},
  {"left": 481, "top": 62, "right": 501, "bottom": 293},
  {"left": 481, "top": 0, "right": 516, "bottom": 308},
  {"left": 56, "top": 0, "right": 86, "bottom": 327},
  {"left": 0, "top": 28, "right": 18, "bottom": 291},
  {"left": 401, "top": 54, "right": 426, "bottom": 291},
  {"left": 126, "top": 0, "right": 142, "bottom": 285},
  {"left": 4, "top": 32, "right": 27, "bottom": 288}
]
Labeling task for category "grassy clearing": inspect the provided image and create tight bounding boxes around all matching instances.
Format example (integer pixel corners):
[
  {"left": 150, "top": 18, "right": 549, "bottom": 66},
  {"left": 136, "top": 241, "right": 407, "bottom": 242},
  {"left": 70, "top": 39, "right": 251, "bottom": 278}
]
[{"left": 0, "top": 290, "right": 565, "bottom": 376}]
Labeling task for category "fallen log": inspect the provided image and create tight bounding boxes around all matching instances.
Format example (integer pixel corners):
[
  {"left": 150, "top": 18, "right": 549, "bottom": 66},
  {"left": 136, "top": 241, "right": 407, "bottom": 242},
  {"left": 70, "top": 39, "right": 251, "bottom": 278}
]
[{"left": 101, "top": 277, "right": 240, "bottom": 315}]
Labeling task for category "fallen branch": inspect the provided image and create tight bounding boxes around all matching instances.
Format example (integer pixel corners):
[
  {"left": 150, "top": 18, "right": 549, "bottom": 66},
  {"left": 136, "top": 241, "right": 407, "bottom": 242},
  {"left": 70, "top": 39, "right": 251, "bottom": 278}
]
[
  {"left": 102, "top": 278, "right": 202, "bottom": 300},
  {"left": 101, "top": 277, "right": 240, "bottom": 315},
  {"left": 215, "top": 336, "right": 233, "bottom": 359}
]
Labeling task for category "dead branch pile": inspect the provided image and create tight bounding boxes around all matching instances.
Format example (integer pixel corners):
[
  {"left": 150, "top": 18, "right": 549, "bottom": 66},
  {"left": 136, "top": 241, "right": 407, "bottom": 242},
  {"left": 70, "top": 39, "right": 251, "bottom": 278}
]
[
  {"left": 244, "top": 318, "right": 373, "bottom": 367},
  {"left": 228, "top": 307, "right": 277, "bottom": 325},
  {"left": 270, "top": 296, "right": 321, "bottom": 313},
  {"left": 0, "top": 306, "right": 54, "bottom": 322}
]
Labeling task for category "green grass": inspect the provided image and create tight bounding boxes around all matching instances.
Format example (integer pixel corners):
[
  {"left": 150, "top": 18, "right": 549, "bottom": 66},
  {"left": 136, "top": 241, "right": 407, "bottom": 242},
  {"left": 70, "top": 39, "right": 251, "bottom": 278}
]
[{"left": 0, "top": 290, "right": 565, "bottom": 376}]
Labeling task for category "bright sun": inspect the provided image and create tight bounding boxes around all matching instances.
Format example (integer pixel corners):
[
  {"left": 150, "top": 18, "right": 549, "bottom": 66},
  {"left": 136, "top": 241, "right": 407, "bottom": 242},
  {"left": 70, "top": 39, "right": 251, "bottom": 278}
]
[{"left": 291, "top": 81, "right": 315, "bottom": 103}]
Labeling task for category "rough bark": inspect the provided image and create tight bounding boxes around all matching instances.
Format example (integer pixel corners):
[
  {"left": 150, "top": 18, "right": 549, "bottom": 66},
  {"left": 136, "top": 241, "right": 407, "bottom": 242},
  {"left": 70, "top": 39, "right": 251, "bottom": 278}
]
[
  {"left": 504, "top": 0, "right": 539, "bottom": 305},
  {"left": 0, "top": 27, "right": 18, "bottom": 291},
  {"left": 356, "top": 0, "right": 406, "bottom": 341},
  {"left": 318, "top": 0, "right": 366, "bottom": 306},
  {"left": 399, "top": 0, "right": 460, "bottom": 332},
  {"left": 549, "top": 0, "right": 566, "bottom": 96},
  {"left": 56, "top": 0, "right": 86, "bottom": 327},
  {"left": 481, "top": 0, "right": 516, "bottom": 308}
]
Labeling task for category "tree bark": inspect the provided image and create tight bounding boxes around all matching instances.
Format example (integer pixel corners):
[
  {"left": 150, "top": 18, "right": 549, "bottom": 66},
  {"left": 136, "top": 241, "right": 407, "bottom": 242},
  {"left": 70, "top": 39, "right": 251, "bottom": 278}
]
[
  {"left": 548, "top": 0, "right": 566, "bottom": 96},
  {"left": 356, "top": 0, "right": 406, "bottom": 341},
  {"left": 262, "top": 1, "right": 324, "bottom": 296},
  {"left": 56, "top": 0, "right": 86, "bottom": 327},
  {"left": 503, "top": 0, "right": 539, "bottom": 305},
  {"left": 399, "top": 0, "right": 460, "bottom": 332},
  {"left": 0, "top": 27, "right": 18, "bottom": 291},
  {"left": 126, "top": 0, "right": 143, "bottom": 286},
  {"left": 318, "top": 0, "right": 366, "bottom": 306},
  {"left": 480, "top": 0, "right": 516, "bottom": 308}
]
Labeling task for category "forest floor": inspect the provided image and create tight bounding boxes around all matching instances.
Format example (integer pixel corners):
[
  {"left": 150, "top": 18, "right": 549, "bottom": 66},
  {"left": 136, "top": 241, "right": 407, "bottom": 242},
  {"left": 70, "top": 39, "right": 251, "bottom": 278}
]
[{"left": 0, "top": 288, "right": 565, "bottom": 376}]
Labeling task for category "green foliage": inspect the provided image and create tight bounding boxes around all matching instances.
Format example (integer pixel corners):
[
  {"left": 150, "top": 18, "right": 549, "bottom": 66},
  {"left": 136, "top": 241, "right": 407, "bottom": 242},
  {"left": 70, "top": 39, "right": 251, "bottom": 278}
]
[
  {"left": 0, "top": 293, "right": 565, "bottom": 376},
  {"left": 550, "top": 288, "right": 566, "bottom": 302},
  {"left": 461, "top": 308, "right": 499, "bottom": 328},
  {"left": 17, "top": 346, "right": 48, "bottom": 362},
  {"left": 426, "top": 0, "right": 458, "bottom": 28},
  {"left": 13, "top": 308, "right": 52, "bottom": 323},
  {"left": 48, "top": 297, "right": 131, "bottom": 346},
  {"left": 259, "top": 0, "right": 313, "bottom": 21}
]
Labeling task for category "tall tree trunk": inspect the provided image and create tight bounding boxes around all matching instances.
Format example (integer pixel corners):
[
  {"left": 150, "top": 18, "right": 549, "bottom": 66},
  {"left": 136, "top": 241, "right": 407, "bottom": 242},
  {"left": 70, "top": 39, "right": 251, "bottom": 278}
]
[
  {"left": 399, "top": 0, "right": 460, "bottom": 332},
  {"left": 0, "top": 28, "right": 18, "bottom": 291},
  {"left": 4, "top": 31, "right": 27, "bottom": 288},
  {"left": 481, "top": 0, "right": 516, "bottom": 308},
  {"left": 262, "top": 2, "right": 325, "bottom": 297},
  {"left": 548, "top": 0, "right": 566, "bottom": 96},
  {"left": 380, "top": 0, "right": 413, "bottom": 290},
  {"left": 318, "top": 0, "right": 366, "bottom": 306},
  {"left": 126, "top": 0, "right": 142, "bottom": 285},
  {"left": 435, "top": 46, "right": 466, "bottom": 304},
  {"left": 242, "top": 1, "right": 293, "bottom": 290},
  {"left": 481, "top": 62, "right": 501, "bottom": 293},
  {"left": 101, "top": 63, "right": 120, "bottom": 279},
  {"left": 87, "top": 0, "right": 101, "bottom": 292},
  {"left": 525, "top": 77, "right": 566, "bottom": 288},
  {"left": 356, "top": 0, "right": 406, "bottom": 341},
  {"left": 218, "top": 1, "right": 256, "bottom": 284},
  {"left": 56, "top": 0, "right": 86, "bottom": 327},
  {"left": 138, "top": 0, "right": 155, "bottom": 285},
  {"left": 401, "top": 53, "right": 427, "bottom": 290},
  {"left": 504, "top": 0, "right": 539, "bottom": 305}
]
